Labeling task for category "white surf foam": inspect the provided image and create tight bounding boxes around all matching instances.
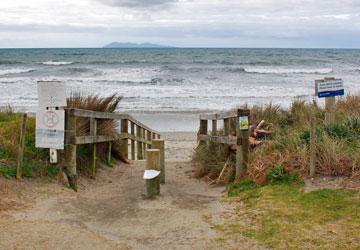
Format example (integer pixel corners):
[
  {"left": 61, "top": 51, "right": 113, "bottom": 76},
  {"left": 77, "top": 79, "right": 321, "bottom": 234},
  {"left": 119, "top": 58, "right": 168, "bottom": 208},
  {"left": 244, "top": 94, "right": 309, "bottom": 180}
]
[
  {"left": 42, "top": 61, "right": 73, "bottom": 66},
  {"left": 244, "top": 67, "right": 333, "bottom": 74},
  {"left": 0, "top": 68, "right": 34, "bottom": 76}
]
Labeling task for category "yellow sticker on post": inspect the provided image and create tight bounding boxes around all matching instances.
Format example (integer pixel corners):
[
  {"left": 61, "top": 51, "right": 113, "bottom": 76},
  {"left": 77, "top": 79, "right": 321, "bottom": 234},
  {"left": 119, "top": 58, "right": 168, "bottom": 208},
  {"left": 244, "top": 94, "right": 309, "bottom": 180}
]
[{"left": 239, "top": 116, "right": 249, "bottom": 130}]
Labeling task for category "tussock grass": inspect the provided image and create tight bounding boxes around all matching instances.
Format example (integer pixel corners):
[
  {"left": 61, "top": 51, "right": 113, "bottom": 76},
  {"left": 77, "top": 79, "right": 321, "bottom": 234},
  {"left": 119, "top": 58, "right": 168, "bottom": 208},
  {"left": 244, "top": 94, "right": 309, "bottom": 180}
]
[{"left": 193, "top": 95, "right": 360, "bottom": 184}]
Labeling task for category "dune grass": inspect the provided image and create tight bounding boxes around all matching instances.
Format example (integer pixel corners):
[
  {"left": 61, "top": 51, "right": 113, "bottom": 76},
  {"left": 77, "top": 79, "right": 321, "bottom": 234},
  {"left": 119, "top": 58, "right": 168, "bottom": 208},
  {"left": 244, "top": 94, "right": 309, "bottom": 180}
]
[
  {"left": 213, "top": 178, "right": 360, "bottom": 249},
  {"left": 0, "top": 93, "right": 123, "bottom": 178},
  {"left": 0, "top": 111, "right": 53, "bottom": 178},
  {"left": 193, "top": 95, "right": 360, "bottom": 185}
]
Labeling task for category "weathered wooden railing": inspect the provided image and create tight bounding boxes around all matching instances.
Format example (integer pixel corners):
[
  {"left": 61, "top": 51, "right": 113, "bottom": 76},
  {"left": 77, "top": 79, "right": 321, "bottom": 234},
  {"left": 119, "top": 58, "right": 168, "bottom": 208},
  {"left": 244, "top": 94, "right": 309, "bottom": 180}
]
[
  {"left": 198, "top": 109, "right": 250, "bottom": 179},
  {"left": 64, "top": 108, "right": 161, "bottom": 190}
]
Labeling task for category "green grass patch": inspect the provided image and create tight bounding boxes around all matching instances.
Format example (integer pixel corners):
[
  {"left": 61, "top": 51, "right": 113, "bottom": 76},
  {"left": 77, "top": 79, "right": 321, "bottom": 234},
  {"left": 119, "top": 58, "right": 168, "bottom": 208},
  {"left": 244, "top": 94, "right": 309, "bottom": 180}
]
[
  {"left": 267, "top": 164, "right": 300, "bottom": 184},
  {"left": 219, "top": 183, "right": 360, "bottom": 249}
]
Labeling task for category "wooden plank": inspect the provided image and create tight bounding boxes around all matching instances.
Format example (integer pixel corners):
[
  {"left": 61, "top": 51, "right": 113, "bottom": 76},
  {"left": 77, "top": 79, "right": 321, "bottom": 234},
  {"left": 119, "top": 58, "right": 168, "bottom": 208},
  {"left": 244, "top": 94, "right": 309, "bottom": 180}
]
[
  {"left": 199, "top": 109, "right": 250, "bottom": 121},
  {"left": 200, "top": 109, "right": 238, "bottom": 120},
  {"left": 16, "top": 113, "right": 27, "bottom": 179},
  {"left": 74, "top": 135, "right": 115, "bottom": 145},
  {"left": 73, "top": 133, "right": 151, "bottom": 145},
  {"left": 121, "top": 133, "right": 151, "bottom": 145},
  {"left": 142, "top": 128, "right": 147, "bottom": 159},
  {"left": 130, "top": 122, "right": 135, "bottom": 160},
  {"left": 69, "top": 108, "right": 160, "bottom": 135},
  {"left": 198, "top": 135, "right": 237, "bottom": 145},
  {"left": 120, "top": 119, "right": 128, "bottom": 159},
  {"left": 136, "top": 125, "right": 143, "bottom": 160},
  {"left": 71, "top": 108, "right": 127, "bottom": 120}
]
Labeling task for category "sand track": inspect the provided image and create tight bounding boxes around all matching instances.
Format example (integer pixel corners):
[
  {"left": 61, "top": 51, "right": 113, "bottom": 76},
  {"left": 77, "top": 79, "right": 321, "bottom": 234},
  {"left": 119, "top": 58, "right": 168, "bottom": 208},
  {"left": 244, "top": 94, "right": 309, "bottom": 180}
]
[{"left": 0, "top": 133, "right": 233, "bottom": 250}]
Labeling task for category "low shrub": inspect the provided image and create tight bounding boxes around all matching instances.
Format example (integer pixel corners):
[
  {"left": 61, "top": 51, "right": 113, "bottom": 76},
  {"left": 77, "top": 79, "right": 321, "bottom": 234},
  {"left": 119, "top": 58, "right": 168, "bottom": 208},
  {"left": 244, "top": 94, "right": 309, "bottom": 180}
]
[{"left": 267, "top": 164, "right": 299, "bottom": 184}]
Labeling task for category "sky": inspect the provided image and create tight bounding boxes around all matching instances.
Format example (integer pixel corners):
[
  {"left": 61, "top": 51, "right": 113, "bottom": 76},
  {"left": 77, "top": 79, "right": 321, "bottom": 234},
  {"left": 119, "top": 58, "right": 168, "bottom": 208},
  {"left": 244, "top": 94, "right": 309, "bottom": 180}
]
[{"left": 0, "top": 0, "right": 360, "bottom": 48}]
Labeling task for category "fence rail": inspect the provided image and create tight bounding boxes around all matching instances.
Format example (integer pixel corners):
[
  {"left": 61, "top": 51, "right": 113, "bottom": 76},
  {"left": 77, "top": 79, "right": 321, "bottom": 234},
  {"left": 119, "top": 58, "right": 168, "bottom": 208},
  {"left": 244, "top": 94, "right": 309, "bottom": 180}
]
[
  {"left": 198, "top": 108, "right": 250, "bottom": 179},
  {"left": 64, "top": 108, "right": 161, "bottom": 190}
]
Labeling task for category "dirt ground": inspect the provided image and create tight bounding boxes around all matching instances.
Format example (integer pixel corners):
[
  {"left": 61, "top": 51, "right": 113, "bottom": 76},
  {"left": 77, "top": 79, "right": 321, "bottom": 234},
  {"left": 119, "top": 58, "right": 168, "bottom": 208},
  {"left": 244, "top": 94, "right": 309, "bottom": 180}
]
[{"left": 0, "top": 132, "right": 236, "bottom": 250}]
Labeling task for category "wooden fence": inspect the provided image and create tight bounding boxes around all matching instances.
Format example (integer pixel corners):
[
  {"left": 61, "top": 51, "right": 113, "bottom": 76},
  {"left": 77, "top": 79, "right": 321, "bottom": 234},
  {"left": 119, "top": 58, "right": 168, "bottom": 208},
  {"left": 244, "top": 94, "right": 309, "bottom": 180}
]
[
  {"left": 198, "top": 109, "right": 250, "bottom": 179},
  {"left": 64, "top": 108, "right": 161, "bottom": 190}
]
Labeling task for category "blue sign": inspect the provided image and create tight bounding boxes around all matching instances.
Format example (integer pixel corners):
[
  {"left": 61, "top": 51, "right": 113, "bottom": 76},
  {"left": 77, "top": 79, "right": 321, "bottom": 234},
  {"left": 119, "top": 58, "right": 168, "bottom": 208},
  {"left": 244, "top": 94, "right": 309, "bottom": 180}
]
[{"left": 315, "top": 79, "right": 344, "bottom": 98}]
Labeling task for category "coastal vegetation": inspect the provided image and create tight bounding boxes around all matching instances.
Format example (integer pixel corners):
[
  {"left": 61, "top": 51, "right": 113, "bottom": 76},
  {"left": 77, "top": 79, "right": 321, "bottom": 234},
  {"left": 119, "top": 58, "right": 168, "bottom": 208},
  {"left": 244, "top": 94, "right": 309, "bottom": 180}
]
[
  {"left": 0, "top": 94, "right": 122, "bottom": 178},
  {"left": 193, "top": 95, "right": 360, "bottom": 184},
  {"left": 194, "top": 95, "right": 360, "bottom": 248}
]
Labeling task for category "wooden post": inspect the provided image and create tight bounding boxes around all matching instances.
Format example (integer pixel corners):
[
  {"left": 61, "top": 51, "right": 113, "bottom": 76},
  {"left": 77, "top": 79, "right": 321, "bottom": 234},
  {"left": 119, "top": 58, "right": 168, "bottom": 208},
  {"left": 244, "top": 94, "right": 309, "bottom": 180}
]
[
  {"left": 65, "top": 109, "right": 77, "bottom": 191},
  {"left": 212, "top": 120, "right": 217, "bottom": 136},
  {"left": 235, "top": 109, "right": 250, "bottom": 179},
  {"left": 120, "top": 119, "right": 128, "bottom": 159},
  {"left": 310, "top": 115, "right": 316, "bottom": 177},
  {"left": 325, "top": 96, "right": 336, "bottom": 125},
  {"left": 16, "top": 113, "right": 27, "bottom": 179},
  {"left": 199, "top": 119, "right": 208, "bottom": 147},
  {"left": 107, "top": 142, "right": 112, "bottom": 166},
  {"left": 224, "top": 118, "right": 230, "bottom": 136},
  {"left": 324, "top": 77, "right": 336, "bottom": 125},
  {"left": 90, "top": 118, "right": 97, "bottom": 178},
  {"left": 142, "top": 128, "right": 147, "bottom": 159},
  {"left": 229, "top": 117, "right": 236, "bottom": 136},
  {"left": 147, "top": 131, "right": 152, "bottom": 150},
  {"left": 152, "top": 139, "right": 165, "bottom": 184},
  {"left": 136, "top": 125, "right": 143, "bottom": 160},
  {"left": 145, "top": 149, "right": 161, "bottom": 198},
  {"left": 130, "top": 122, "right": 135, "bottom": 160}
]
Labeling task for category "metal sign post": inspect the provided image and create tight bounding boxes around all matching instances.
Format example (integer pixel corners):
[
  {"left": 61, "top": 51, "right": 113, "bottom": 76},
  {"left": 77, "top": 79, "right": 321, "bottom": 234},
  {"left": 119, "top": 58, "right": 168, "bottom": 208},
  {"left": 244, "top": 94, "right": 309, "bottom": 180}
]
[{"left": 36, "top": 81, "right": 67, "bottom": 164}]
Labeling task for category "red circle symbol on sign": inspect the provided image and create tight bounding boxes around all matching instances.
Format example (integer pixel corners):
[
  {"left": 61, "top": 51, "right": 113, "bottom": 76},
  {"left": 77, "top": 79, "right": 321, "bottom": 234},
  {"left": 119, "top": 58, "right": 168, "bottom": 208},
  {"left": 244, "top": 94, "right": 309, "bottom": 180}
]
[{"left": 43, "top": 111, "right": 59, "bottom": 128}]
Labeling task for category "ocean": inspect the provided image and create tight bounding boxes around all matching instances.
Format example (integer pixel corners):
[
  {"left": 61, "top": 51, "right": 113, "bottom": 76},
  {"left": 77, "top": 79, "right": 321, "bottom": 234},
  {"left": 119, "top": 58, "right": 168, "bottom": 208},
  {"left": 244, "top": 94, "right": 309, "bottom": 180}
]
[{"left": 1, "top": 48, "right": 360, "bottom": 131}]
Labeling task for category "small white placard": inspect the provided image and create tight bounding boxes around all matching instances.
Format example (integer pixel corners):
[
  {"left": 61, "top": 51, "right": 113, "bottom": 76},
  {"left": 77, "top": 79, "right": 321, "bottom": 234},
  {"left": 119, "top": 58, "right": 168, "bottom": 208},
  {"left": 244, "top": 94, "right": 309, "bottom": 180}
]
[
  {"left": 36, "top": 109, "right": 65, "bottom": 149},
  {"left": 143, "top": 170, "right": 161, "bottom": 180},
  {"left": 37, "top": 81, "right": 67, "bottom": 107}
]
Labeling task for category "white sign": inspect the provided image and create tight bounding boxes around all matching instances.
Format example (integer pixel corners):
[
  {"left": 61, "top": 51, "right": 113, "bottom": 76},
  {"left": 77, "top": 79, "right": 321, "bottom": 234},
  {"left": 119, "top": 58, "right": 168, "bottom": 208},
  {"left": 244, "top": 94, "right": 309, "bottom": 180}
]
[
  {"left": 143, "top": 170, "right": 161, "bottom": 180},
  {"left": 315, "top": 79, "right": 344, "bottom": 98},
  {"left": 38, "top": 81, "right": 67, "bottom": 107},
  {"left": 36, "top": 109, "right": 65, "bottom": 149}
]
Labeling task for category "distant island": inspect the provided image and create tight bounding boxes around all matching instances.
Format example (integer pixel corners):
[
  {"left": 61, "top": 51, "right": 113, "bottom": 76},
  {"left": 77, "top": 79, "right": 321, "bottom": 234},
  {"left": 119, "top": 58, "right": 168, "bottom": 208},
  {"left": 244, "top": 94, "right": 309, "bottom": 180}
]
[{"left": 103, "top": 42, "right": 173, "bottom": 48}]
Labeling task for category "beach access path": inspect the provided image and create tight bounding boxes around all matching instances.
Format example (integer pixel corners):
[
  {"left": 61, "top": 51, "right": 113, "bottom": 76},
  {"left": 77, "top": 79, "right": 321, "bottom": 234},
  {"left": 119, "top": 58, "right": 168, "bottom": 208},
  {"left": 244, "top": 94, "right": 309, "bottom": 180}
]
[{"left": 0, "top": 132, "right": 251, "bottom": 250}]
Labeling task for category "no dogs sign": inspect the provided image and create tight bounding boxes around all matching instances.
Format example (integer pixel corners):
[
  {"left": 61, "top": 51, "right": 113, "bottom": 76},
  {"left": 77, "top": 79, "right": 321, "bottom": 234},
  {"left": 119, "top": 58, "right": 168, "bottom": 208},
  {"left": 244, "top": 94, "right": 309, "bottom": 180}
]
[
  {"left": 36, "top": 109, "right": 65, "bottom": 149},
  {"left": 35, "top": 81, "right": 66, "bottom": 150}
]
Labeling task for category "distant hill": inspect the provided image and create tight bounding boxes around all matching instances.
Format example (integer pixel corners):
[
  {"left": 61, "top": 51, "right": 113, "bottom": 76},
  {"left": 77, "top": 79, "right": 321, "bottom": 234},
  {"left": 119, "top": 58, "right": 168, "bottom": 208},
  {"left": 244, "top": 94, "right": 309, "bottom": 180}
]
[{"left": 103, "top": 42, "right": 173, "bottom": 48}]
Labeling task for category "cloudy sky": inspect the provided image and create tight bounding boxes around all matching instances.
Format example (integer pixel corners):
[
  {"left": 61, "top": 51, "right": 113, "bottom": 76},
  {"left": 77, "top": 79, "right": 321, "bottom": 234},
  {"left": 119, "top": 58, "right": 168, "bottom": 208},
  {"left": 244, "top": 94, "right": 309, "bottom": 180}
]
[{"left": 1, "top": 0, "right": 360, "bottom": 48}]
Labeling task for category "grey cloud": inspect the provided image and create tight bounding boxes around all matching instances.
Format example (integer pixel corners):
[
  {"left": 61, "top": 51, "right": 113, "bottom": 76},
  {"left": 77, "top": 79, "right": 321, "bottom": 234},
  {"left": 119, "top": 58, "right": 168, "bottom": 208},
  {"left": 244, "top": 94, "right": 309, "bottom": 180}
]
[{"left": 96, "top": 0, "right": 178, "bottom": 8}]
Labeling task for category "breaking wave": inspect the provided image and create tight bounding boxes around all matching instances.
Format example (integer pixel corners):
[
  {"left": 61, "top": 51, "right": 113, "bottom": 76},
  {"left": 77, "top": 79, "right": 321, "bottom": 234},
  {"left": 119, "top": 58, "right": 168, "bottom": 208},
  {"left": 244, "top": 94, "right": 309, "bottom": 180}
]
[
  {"left": 0, "top": 68, "right": 34, "bottom": 76},
  {"left": 42, "top": 61, "right": 73, "bottom": 66},
  {"left": 243, "top": 67, "right": 333, "bottom": 74}
]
